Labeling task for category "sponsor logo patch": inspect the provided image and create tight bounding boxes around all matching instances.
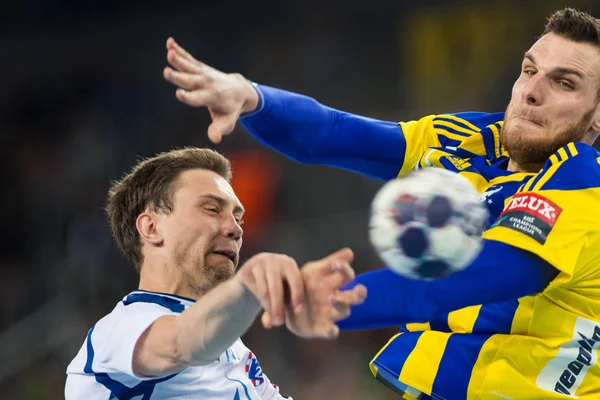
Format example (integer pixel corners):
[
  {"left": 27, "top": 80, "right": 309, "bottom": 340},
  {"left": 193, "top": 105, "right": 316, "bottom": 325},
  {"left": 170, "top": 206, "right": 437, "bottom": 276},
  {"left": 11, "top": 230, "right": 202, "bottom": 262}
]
[
  {"left": 537, "top": 317, "right": 600, "bottom": 396},
  {"left": 493, "top": 193, "right": 562, "bottom": 244}
]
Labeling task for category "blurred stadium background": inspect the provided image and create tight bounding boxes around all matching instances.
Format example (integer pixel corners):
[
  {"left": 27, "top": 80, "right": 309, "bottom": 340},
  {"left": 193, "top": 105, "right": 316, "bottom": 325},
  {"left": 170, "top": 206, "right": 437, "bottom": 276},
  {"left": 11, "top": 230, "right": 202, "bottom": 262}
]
[{"left": 2, "top": 0, "right": 600, "bottom": 398}]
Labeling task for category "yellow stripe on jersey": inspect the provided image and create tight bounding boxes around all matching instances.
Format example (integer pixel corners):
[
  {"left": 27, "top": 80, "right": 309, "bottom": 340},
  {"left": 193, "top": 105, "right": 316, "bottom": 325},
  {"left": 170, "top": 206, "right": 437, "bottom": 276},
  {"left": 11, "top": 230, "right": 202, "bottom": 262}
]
[
  {"left": 369, "top": 333, "right": 402, "bottom": 377},
  {"left": 456, "top": 171, "right": 489, "bottom": 193},
  {"left": 520, "top": 176, "right": 537, "bottom": 193},
  {"left": 488, "top": 123, "right": 502, "bottom": 159},
  {"left": 567, "top": 142, "right": 579, "bottom": 157},
  {"left": 466, "top": 335, "right": 510, "bottom": 399},
  {"left": 532, "top": 162, "right": 563, "bottom": 191},
  {"left": 510, "top": 296, "right": 536, "bottom": 334},
  {"left": 399, "top": 332, "right": 450, "bottom": 394},
  {"left": 433, "top": 120, "right": 477, "bottom": 137},
  {"left": 447, "top": 305, "right": 482, "bottom": 333},
  {"left": 405, "top": 322, "right": 430, "bottom": 331},
  {"left": 439, "top": 114, "right": 482, "bottom": 132},
  {"left": 557, "top": 147, "right": 569, "bottom": 163},
  {"left": 398, "top": 116, "right": 439, "bottom": 176}
]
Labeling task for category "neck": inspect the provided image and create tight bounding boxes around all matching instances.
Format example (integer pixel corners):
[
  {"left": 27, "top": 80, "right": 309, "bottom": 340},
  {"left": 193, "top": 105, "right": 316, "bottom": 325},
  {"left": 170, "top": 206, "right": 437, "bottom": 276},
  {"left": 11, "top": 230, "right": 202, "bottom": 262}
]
[
  {"left": 507, "top": 158, "right": 543, "bottom": 173},
  {"left": 138, "top": 260, "right": 201, "bottom": 301}
]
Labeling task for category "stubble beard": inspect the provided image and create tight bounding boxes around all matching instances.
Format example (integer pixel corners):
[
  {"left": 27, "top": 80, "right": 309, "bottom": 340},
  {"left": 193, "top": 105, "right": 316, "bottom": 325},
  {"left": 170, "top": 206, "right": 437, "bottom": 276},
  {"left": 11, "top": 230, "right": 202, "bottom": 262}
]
[
  {"left": 501, "top": 103, "right": 593, "bottom": 172},
  {"left": 174, "top": 249, "right": 236, "bottom": 298}
]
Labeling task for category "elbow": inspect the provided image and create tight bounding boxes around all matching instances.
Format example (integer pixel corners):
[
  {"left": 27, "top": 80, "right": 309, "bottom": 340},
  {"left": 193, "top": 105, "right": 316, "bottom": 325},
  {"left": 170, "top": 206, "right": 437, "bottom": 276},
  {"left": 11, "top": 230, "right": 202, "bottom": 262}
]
[{"left": 131, "top": 317, "right": 191, "bottom": 378}]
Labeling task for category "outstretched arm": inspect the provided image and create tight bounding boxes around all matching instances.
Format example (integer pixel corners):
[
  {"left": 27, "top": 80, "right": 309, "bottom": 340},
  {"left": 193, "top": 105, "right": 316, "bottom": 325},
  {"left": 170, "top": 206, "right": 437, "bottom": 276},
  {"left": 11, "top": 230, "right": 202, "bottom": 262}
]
[
  {"left": 240, "top": 85, "right": 406, "bottom": 180},
  {"left": 337, "top": 239, "right": 559, "bottom": 330},
  {"left": 163, "top": 38, "right": 406, "bottom": 181}
]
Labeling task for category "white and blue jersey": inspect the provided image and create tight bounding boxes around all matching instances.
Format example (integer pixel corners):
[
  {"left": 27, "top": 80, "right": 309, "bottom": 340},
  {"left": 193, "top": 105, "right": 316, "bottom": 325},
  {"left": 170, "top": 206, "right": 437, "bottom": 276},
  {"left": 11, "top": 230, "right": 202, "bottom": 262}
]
[{"left": 66, "top": 290, "right": 291, "bottom": 400}]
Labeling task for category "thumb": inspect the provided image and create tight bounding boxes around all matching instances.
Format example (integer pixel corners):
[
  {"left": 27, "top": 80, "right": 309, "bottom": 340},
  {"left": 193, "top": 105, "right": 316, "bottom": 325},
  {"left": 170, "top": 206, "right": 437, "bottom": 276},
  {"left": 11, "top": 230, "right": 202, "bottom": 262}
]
[
  {"left": 208, "top": 114, "right": 238, "bottom": 143},
  {"left": 261, "top": 311, "right": 273, "bottom": 329}
]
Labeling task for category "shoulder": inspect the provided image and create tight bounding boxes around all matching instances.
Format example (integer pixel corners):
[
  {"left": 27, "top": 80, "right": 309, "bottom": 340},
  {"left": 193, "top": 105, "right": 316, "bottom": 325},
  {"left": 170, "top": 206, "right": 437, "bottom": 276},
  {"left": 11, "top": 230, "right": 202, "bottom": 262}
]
[
  {"left": 90, "top": 300, "right": 175, "bottom": 341},
  {"left": 435, "top": 111, "right": 505, "bottom": 132},
  {"left": 534, "top": 143, "right": 600, "bottom": 192}
]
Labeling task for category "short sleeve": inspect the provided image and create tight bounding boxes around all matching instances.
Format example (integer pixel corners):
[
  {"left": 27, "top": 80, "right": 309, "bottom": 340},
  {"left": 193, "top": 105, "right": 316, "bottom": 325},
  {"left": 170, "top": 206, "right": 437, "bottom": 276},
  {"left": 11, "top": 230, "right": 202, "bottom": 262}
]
[{"left": 87, "top": 302, "right": 176, "bottom": 385}]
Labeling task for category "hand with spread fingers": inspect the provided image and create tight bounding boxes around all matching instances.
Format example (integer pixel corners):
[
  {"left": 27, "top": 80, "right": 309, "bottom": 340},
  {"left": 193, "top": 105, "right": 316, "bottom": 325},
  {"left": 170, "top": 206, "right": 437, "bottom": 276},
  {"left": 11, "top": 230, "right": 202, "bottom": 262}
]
[
  {"left": 163, "top": 37, "right": 259, "bottom": 143},
  {"left": 262, "top": 248, "right": 368, "bottom": 339}
]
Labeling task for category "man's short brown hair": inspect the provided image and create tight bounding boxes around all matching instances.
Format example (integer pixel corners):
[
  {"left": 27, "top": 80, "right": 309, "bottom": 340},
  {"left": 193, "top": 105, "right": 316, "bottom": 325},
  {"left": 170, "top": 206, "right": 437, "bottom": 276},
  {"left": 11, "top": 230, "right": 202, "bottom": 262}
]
[
  {"left": 543, "top": 8, "right": 600, "bottom": 101},
  {"left": 106, "top": 147, "right": 232, "bottom": 272},
  {"left": 543, "top": 8, "right": 600, "bottom": 45}
]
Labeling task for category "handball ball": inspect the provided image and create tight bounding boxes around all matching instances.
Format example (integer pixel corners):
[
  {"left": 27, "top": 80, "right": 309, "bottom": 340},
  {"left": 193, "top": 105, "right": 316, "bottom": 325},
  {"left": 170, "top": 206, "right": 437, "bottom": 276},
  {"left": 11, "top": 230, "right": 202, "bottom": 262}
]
[{"left": 369, "top": 168, "right": 488, "bottom": 279}]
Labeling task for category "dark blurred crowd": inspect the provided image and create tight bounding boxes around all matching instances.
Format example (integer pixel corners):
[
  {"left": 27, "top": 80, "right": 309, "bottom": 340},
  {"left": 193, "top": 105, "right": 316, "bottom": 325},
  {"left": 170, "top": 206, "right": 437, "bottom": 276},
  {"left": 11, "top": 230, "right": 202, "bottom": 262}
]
[{"left": 2, "top": 0, "right": 599, "bottom": 398}]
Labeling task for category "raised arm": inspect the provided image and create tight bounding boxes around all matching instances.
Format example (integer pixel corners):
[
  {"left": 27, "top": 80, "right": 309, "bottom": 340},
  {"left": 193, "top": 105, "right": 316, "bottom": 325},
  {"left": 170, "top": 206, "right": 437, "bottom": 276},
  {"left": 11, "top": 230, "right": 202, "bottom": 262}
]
[{"left": 163, "top": 38, "right": 406, "bottom": 180}]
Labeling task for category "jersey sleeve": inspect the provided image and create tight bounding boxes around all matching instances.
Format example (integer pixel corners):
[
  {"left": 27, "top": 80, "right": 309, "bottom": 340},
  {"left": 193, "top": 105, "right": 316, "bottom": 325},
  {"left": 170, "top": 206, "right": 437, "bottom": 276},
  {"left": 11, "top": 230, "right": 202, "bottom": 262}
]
[
  {"left": 397, "top": 111, "right": 505, "bottom": 176},
  {"left": 86, "top": 302, "right": 176, "bottom": 385},
  {"left": 482, "top": 142, "right": 600, "bottom": 284},
  {"left": 242, "top": 85, "right": 504, "bottom": 180}
]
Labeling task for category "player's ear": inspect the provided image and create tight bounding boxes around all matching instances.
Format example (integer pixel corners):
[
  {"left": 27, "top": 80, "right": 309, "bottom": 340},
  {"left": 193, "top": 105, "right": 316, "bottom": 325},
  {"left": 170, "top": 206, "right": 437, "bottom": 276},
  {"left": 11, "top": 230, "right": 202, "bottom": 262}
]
[
  {"left": 136, "top": 210, "right": 164, "bottom": 245},
  {"left": 592, "top": 93, "right": 600, "bottom": 132}
]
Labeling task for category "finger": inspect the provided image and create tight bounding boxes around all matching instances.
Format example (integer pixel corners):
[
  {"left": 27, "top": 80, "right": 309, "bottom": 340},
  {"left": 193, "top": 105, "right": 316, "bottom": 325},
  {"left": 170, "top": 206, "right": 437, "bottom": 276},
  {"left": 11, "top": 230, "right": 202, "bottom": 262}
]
[
  {"left": 167, "top": 37, "right": 203, "bottom": 67},
  {"left": 333, "top": 284, "right": 368, "bottom": 307},
  {"left": 324, "top": 260, "right": 356, "bottom": 289},
  {"left": 326, "top": 324, "right": 340, "bottom": 339},
  {"left": 330, "top": 302, "right": 352, "bottom": 321},
  {"left": 282, "top": 263, "right": 305, "bottom": 314},
  {"left": 167, "top": 50, "right": 204, "bottom": 74},
  {"left": 308, "top": 248, "right": 355, "bottom": 279},
  {"left": 251, "top": 265, "right": 271, "bottom": 315},
  {"left": 265, "top": 266, "right": 284, "bottom": 326},
  {"left": 175, "top": 89, "right": 215, "bottom": 108},
  {"left": 164, "top": 68, "right": 205, "bottom": 91},
  {"left": 208, "top": 115, "right": 238, "bottom": 143},
  {"left": 321, "top": 247, "right": 354, "bottom": 265},
  {"left": 261, "top": 311, "right": 273, "bottom": 330}
]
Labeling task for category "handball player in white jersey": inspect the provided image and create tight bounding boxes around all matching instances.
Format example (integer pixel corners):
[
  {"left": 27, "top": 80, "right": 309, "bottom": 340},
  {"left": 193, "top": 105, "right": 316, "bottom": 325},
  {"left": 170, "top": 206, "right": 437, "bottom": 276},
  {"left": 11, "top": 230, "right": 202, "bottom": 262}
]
[{"left": 65, "top": 148, "right": 366, "bottom": 399}]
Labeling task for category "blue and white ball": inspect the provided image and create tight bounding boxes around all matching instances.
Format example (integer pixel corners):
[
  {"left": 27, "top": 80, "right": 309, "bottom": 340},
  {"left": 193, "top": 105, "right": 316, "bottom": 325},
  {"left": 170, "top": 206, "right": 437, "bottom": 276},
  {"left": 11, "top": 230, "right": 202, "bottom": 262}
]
[{"left": 369, "top": 168, "right": 488, "bottom": 279}]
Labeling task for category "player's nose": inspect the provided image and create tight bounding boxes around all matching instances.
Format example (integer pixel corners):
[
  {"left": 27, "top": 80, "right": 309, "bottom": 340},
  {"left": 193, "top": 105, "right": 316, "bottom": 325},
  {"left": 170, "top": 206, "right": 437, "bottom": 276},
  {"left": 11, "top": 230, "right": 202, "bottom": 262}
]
[
  {"left": 222, "top": 214, "right": 243, "bottom": 240},
  {"left": 521, "top": 73, "right": 545, "bottom": 106}
]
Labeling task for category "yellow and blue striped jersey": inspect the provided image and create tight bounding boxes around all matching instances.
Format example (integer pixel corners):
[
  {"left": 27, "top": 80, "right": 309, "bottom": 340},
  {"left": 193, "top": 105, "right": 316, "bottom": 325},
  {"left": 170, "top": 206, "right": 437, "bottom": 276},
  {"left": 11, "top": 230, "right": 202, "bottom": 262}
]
[{"left": 370, "top": 112, "right": 600, "bottom": 399}]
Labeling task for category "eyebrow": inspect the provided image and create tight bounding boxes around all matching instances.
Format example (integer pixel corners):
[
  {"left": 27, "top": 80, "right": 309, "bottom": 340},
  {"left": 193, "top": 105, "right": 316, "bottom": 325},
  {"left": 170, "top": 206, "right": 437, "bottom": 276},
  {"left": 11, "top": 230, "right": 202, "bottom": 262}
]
[
  {"left": 523, "top": 52, "right": 585, "bottom": 80},
  {"left": 199, "top": 194, "right": 245, "bottom": 214}
]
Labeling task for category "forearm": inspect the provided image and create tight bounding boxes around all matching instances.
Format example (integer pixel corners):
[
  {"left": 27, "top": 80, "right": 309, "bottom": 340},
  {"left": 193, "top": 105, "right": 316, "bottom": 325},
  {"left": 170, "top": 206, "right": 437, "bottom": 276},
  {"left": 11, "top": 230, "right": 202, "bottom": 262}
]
[
  {"left": 174, "top": 278, "right": 261, "bottom": 365},
  {"left": 240, "top": 85, "right": 406, "bottom": 180},
  {"left": 338, "top": 240, "right": 559, "bottom": 330}
]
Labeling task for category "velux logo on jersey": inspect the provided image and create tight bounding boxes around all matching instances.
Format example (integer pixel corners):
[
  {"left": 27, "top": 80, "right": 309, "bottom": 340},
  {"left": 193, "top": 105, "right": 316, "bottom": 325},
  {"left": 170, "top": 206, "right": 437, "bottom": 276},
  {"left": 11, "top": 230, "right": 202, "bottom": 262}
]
[
  {"left": 537, "top": 318, "right": 600, "bottom": 396},
  {"left": 494, "top": 193, "right": 563, "bottom": 244},
  {"left": 504, "top": 193, "right": 561, "bottom": 223}
]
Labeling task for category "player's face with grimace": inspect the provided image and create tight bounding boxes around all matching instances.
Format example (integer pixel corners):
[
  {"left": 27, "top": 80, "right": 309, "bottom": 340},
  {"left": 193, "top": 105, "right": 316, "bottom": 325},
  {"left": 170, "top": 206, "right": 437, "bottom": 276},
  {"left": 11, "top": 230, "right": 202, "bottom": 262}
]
[
  {"left": 502, "top": 32, "right": 600, "bottom": 172},
  {"left": 153, "top": 168, "right": 244, "bottom": 295}
]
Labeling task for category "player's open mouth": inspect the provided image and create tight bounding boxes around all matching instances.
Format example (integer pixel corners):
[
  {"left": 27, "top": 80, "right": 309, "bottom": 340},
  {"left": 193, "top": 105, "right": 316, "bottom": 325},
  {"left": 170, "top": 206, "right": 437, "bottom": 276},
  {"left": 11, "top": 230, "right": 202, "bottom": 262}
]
[{"left": 211, "top": 250, "right": 236, "bottom": 263}]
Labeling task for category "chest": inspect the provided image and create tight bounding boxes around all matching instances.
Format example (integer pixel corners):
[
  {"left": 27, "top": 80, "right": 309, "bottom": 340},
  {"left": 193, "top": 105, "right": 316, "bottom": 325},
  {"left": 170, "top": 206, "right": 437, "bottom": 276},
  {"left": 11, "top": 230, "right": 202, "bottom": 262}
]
[
  {"left": 416, "top": 150, "right": 533, "bottom": 226},
  {"left": 150, "top": 343, "right": 266, "bottom": 399}
]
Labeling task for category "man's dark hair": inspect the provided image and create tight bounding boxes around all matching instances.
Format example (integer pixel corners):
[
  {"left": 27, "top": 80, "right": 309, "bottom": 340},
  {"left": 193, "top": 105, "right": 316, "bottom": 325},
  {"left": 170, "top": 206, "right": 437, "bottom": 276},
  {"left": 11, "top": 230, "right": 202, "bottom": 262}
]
[{"left": 106, "top": 147, "right": 232, "bottom": 272}]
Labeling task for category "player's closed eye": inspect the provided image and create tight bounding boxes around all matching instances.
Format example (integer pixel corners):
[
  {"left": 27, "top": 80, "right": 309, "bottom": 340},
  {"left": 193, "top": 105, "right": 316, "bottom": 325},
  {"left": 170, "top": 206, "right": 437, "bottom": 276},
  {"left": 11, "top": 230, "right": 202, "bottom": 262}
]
[
  {"left": 556, "top": 80, "right": 574, "bottom": 89},
  {"left": 205, "top": 206, "right": 220, "bottom": 215}
]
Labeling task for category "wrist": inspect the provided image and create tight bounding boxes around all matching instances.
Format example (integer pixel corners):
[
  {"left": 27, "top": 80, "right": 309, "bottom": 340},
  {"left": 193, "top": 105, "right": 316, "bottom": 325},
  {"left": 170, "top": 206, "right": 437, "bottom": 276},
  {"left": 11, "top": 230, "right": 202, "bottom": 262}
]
[
  {"left": 231, "top": 275, "right": 262, "bottom": 310},
  {"left": 234, "top": 75, "right": 260, "bottom": 115}
]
